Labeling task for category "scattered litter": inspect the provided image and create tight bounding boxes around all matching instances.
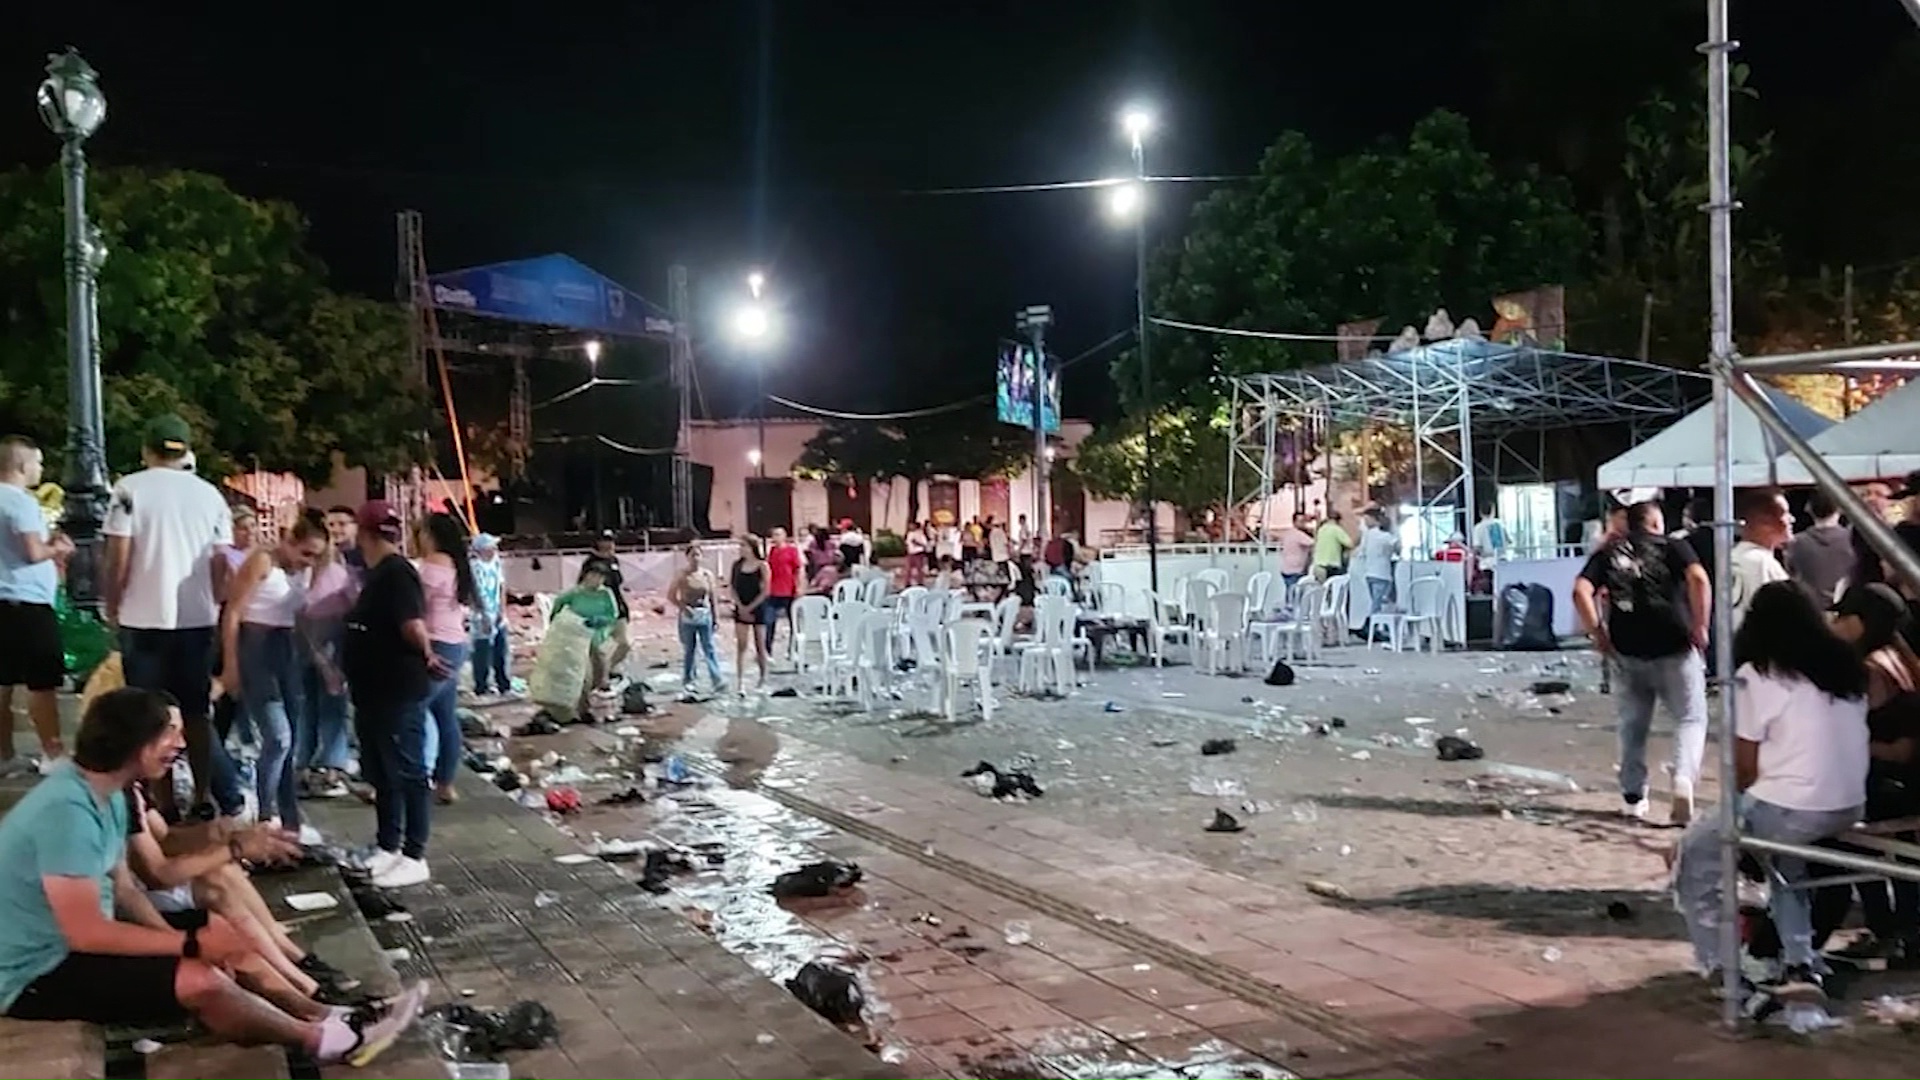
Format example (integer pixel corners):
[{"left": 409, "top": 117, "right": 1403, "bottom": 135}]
[
  {"left": 1338, "top": 844, "right": 1352, "bottom": 857},
  {"left": 786, "top": 961, "right": 866, "bottom": 1025},
  {"left": 492, "top": 770, "right": 523, "bottom": 793},
  {"left": 1161, "top": 692, "right": 1188, "bottom": 698},
  {"left": 1265, "top": 660, "right": 1296, "bottom": 686},
  {"left": 1529, "top": 679, "right": 1572, "bottom": 695},
  {"left": 552, "top": 853, "right": 593, "bottom": 866},
  {"left": 640, "top": 849, "right": 695, "bottom": 893},
  {"left": 1776, "top": 1001, "right": 1842, "bottom": 1034},
  {"left": 1329, "top": 717, "right": 1347, "bottom": 728},
  {"left": 284, "top": 892, "right": 339, "bottom": 913},
  {"left": 1348, "top": 750, "right": 1372, "bottom": 761},
  {"left": 1863, "top": 995, "right": 1920, "bottom": 1025},
  {"left": 1605, "top": 901, "right": 1635, "bottom": 922},
  {"left": 1151, "top": 738, "right": 1181, "bottom": 748},
  {"left": 544, "top": 787, "right": 583, "bottom": 814},
  {"left": 1200, "top": 738, "right": 1238, "bottom": 756},
  {"left": 383, "top": 947, "right": 412, "bottom": 963},
  {"left": 1188, "top": 776, "right": 1247, "bottom": 798},
  {"left": 513, "top": 714, "right": 563, "bottom": 738},
  {"left": 424, "top": 1000, "right": 561, "bottom": 1060},
  {"left": 1104, "top": 702, "right": 1126, "bottom": 713},
  {"left": 959, "top": 761, "right": 1044, "bottom": 800},
  {"left": 1304, "top": 880, "right": 1352, "bottom": 901},
  {"left": 880, "top": 1046, "right": 910, "bottom": 1064},
  {"left": 1205, "top": 809, "right": 1246, "bottom": 834},
  {"left": 457, "top": 709, "right": 492, "bottom": 738},
  {"left": 1003, "top": 920, "right": 1034, "bottom": 946},
  {"left": 755, "top": 1033, "right": 776, "bottom": 1046},
  {"left": 1541, "top": 946, "right": 1563, "bottom": 963},
  {"left": 589, "top": 837, "right": 648, "bottom": 862},
  {"left": 1288, "top": 801, "right": 1321, "bottom": 824},
  {"left": 912, "top": 912, "right": 943, "bottom": 927},
  {"left": 533, "top": 891, "right": 559, "bottom": 909},
  {"left": 1435, "top": 735, "right": 1485, "bottom": 762},
  {"left": 771, "top": 860, "right": 864, "bottom": 899},
  {"left": 1403, "top": 716, "right": 1435, "bottom": 726},
  {"left": 598, "top": 786, "right": 646, "bottom": 806},
  {"left": 132, "top": 1038, "right": 163, "bottom": 1055}
]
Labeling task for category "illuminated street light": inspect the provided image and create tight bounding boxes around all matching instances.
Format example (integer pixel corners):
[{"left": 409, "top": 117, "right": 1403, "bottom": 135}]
[
  {"left": 1120, "top": 105, "right": 1153, "bottom": 149},
  {"left": 1117, "top": 102, "right": 1160, "bottom": 592},
  {"left": 747, "top": 270, "right": 766, "bottom": 299},
  {"left": 732, "top": 303, "right": 772, "bottom": 342},
  {"left": 747, "top": 447, "right": 763, "bottom": 468},
  {"left": 1106, "top": 180, "right": 1143, "bottom": 222},
  {"left": 583, "top": 338, "right": 602, "bottom": 368}
]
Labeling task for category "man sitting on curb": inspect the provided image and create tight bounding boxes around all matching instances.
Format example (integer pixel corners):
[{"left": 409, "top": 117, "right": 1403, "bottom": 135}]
[{"left": 0, "top": 687, "right": 426, "bottom": 1068}]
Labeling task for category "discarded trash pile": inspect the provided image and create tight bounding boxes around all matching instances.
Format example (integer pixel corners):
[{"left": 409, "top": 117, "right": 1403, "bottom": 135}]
[{"left": 960, "top": 761, "right": 1044, "bottom": 800}]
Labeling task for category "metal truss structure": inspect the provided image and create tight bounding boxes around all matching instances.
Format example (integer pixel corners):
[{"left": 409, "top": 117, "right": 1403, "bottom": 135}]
[{"left": 1226, "top": 338, "right": 1703, "bottom": 554}]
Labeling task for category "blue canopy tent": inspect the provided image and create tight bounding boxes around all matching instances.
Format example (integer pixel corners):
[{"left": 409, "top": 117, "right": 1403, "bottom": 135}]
[{"left": 424, "top": 252, "right": 676, "bottom": 339}]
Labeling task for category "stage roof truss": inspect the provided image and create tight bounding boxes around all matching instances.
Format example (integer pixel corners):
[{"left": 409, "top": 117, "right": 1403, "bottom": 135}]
[{"left": 1225, "top": 339, "right": 1701, "bottom": 557}]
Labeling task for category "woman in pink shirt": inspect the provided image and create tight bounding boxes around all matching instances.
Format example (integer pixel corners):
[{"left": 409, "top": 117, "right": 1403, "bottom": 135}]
[{"left": 414, "top": 514, "right": 475, "bottom": 804}]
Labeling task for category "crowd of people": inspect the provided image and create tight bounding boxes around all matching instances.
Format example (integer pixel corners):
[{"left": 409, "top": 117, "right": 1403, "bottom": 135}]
[
  {"left": 0, "top": 414, "right": 523, "bottom": 1064},
  {"left": 1569, "top": 475, "right": 1920, "bottom": 1007}
]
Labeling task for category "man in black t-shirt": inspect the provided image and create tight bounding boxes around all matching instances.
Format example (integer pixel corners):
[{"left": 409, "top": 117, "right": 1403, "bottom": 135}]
[
  {"left": 342, "top": 501, "right": 445, "bottom": 892},
  {"left": 1573, "top": 500, "right": 1712, "bottom": 827},
  {"left": 582, "top": 533, "right": 630, "bottom": 688}
]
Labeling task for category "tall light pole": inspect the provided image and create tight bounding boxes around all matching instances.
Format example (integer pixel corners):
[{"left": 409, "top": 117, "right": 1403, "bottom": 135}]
[
  {"left": 732, "top": 271, "right": 777, "bottom": 480},
  {"left": 37, "top": 49, "right": 109, "bottom": 616},
  {"left": 584, "top": 338, "right": 603, "bottom": 530},
  {"left": 1118, "top": 104, "right": 1160, "bottom": 593},
  {"left": 1016, "top": 305, "right": 1053, "bottom": 537}
]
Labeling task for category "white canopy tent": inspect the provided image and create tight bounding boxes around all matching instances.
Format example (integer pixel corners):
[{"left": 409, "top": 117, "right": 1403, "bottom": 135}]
[
  {"left": 1772, "top": 377, "right": 1920, "bottom": 484},
  {"left": 1596, "top": 386, "right": 1833, "bottom": 489}
]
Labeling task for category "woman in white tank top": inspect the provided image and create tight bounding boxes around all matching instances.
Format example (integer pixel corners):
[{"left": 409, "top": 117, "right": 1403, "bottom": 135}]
[{"left": 221, "top": 515, "right": 329, "bottom": 831}]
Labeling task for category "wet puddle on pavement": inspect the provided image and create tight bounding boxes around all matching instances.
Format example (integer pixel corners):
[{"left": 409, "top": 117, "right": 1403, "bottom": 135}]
[{"left": 488, "top": 704, "right": 1298, "bottom": 1080}]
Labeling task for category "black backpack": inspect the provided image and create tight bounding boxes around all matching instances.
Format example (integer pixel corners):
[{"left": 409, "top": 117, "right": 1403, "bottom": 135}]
[{"left": 1602, "top": 534, "right": 1680, "bottom": 627}]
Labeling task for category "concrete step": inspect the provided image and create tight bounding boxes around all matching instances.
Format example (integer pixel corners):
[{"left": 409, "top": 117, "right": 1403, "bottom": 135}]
[
  {"left": 143, "top": 1042, "right": 290, "bottom": 1079},
  {"left": 0, "top": 1018, "right": 103, "bottom": 1079}
]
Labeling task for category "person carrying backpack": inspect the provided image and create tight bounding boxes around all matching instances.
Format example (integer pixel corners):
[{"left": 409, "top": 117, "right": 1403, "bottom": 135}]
[{"left": 1572, "top": 499, "right": 1713, "bottom": 827}]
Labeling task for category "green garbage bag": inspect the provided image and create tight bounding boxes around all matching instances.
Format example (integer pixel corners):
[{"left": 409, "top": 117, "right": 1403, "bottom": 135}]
[{"left": 56, "top": 586, "right": 114, "bottom": 683}]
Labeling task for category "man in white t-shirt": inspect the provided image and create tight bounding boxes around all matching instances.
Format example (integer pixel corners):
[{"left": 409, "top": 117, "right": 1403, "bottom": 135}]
[
  {"left": 103, "top": 414, "right": 239, "bottom": 818},
  {"left": 1728, "top": 486, "right": 1791, "bottom": 630}
]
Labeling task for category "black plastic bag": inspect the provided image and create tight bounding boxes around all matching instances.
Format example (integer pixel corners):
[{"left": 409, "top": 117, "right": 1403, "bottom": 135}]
[
  {"left": 1265, "top": 660, "right": 1296, "bottom": 686},
  {"left": 960, "top": 761, "right": 1044, "bottom": 799},
  {"left": 771, "top": 860, "right": 863, "bottom": 898},
  {"left": 620, "top": 682, "right": 654, "bottom": 716},
  {"left": 1435, "top": 735, "right": 1485, "bottom": 761},
  {"left": 426, "top": 1000, "right": 560, "bottom": 1057},
  {"left": 785, "top": 961, "right": 865, "bottom": 1025}
]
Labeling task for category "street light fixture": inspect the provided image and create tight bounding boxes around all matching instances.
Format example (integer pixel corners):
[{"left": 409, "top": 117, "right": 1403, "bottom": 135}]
[
  {"left": 583, "top": 338, "right": 605, "bottom": 530},
  {"left": 37, "top": 48, "right": 110, "bottom": 617},
  {"left": 732, "top": 271, "right": 778, "bottom": 479},
  {"left": 1105, "top": 180, "right": 1144, "bottom": 222},
  {"left": 1120, "top": 106, "right": 1154, "bottom": 148}
]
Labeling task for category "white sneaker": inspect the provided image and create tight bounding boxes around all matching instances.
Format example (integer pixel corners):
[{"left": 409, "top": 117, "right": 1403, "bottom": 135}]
[
  {"left": 298, "top": 824, "right": 324, "bottom": 846},
  {"left": 362, "top": 848, "right": 402, "bottom": 877},
  {"left": 372, "top": 856, "right": 430, "bottom": 890},
  {"left": 1623, "top": 793, "right": 1649, "bottom": 821},
  {"left": 34, "top": 755, "right": 64, "bottom": 777},
  {"left": 1670, "top": 775, "right": 1695, "bottom": 828},
  {"left": 338, "top": 980, "right": 429, "bottom": 1067}
]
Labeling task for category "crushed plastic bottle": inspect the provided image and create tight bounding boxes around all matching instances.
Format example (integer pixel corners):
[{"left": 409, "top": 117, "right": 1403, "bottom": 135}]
[{"left": 1003, "top": 920, "right": 1033, "bottom": 946}]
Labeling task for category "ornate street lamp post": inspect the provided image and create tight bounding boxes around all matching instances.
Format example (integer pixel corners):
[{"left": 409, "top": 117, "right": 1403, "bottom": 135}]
[{"left": 37, "top": 49, "right": 110, "bottom": 615}]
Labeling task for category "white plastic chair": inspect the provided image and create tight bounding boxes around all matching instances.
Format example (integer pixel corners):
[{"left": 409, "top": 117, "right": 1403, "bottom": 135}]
[
  {"left": 829, "top": 599, "right": 872, "bottom": 655},
  {"left": 1401, "top": 576, "right": 1444, "bottom": 654},
  {"left": 1200, "top": 591, "right": 1250, "bottom": 675},
  {"left": 1017, "top": 596, "right": 1076, "bottom": 696},
  {"left": 1194, "top": 568, "right": 1229, "bottom": 595},
  {"left": 1095, "top": 581, "right": 1128, "bottom": 614},
  {"left": 1251, "top": 580, "right": 1321, "bottom": 665},
  {"left": 1317, "top": 575, "right": 1351, "bottom": 645},
  {"left": 939, "top": 620, "right": 997, "bottom": 723},
  {"left": 861, "top": 574, "right": 890, "bottom": 608},
  {"left": 986, "top": 595, "right": 1024, "bottom": 675},
  {"left": 1245, "top": 571, "right": 1274, "bottom": 617},
  {"left": 823, "top": 613, "right": 870, "bottom": 706},
  {"left": 1042, "top": 575, "right": 1073, "bottom": 598},
  {"left": 1182, "top": 578, "right": 1219, "bottom": 627},
  {"left": 793, "top": 595, "right": 833, "bottom": 686},
  {"left": 832, "top": 578, "right": 862, "bottom": 606},
  {"left": 1142, "top": 589, "right": 1192, "bottom": 667}
]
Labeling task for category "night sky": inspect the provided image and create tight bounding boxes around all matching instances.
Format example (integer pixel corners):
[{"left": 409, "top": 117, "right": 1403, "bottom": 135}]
[{"left": 2, "top": 1, "right": 1915, "bottom": 425}]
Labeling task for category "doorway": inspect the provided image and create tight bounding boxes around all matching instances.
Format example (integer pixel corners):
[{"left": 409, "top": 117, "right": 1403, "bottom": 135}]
[
  {"left": 745, "top": 478, "right": 793, "bottom": 538},
  {"left": 928, "top": 480, "right": 961, "bottom": 527},
  {"left": 826, "top": 477, "right": 871, "bottom": 532}
]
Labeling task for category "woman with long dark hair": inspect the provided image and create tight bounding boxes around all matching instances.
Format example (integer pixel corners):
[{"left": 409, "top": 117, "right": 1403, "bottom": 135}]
[
  {"left": 728, "top": 535, "right": 769, "bottom": 695},
  {"left": 415, "top": 513, "right": 476, "bottom": 806},
  {"left": 1674, "top": 581, "right": 1869, "bottom": 1003}
]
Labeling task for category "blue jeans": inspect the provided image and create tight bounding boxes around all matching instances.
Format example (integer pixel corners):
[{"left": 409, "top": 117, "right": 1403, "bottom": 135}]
[
  {"left": 420, "top": 641, "right": 469, "bottom": 787},
  {"left": 470, "top": 625, "right": 510, "bottom": 694},
  {"left": 354, "top": 693, "right": 431, "bottom": 859},
  {"left": 1676, "top": 796, "right": 1862, "bottom": 970},
  {"left": 1612, "top": 651, "right": 1709, "bottom": 798},
  {"left": 236, "top": 624, "right": 303, "bottom": 829},
  {"left": 679, "top": 608, "right": 721, "bottom": 693},
  {"left": 761, "top": 596, "right": 793, "bottom": 652},
  {"left": 295, "top": 621, "right": 351, "bottom": 772}
]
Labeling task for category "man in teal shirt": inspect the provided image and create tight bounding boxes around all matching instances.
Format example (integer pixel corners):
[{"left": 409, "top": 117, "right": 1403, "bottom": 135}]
[{"left": 0, "top": 687, "right": 426, "bottom": 1067}]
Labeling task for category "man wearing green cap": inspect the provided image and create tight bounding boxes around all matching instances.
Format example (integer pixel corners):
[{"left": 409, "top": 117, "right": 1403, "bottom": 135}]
[{"left": 102, "top": 415, "right": 242, "bottom": 819}]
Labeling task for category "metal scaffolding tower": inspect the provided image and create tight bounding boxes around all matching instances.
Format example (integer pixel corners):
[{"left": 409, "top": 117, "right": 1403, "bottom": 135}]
[
  {"left": 1226, "top": 340, "right": 1699, "bottom": 555},
  {"left": 670, "top": 264, "right": 694, "bottom": 532}
]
